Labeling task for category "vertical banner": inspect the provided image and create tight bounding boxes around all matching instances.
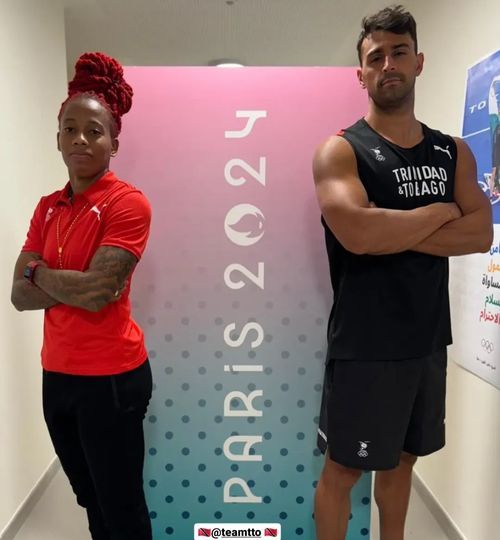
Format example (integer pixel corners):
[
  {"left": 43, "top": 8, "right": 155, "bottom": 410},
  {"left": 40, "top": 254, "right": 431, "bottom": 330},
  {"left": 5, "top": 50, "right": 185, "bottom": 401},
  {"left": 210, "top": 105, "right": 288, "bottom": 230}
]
[
  {"left": 115, "top": 68, "right": 370, "bottom": 539},
  {"left": 453, "top": 50, "right": 500, "bottom": 388}
]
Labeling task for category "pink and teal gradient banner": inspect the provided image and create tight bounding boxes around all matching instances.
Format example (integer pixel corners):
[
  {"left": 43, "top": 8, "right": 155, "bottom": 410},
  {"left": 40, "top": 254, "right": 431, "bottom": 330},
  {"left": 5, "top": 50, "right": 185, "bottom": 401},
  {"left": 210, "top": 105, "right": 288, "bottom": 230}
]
[{"left": 114, "top": 67, "right": 369, "bottom": 539}]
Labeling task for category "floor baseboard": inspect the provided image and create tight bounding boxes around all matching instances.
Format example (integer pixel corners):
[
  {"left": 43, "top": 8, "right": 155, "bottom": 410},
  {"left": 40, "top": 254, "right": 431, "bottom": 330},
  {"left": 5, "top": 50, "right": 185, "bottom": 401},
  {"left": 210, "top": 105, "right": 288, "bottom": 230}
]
[
  {"left": 0, "top": 458, "right": 469, "bottom": 540},
  {"left": 0, "top": 457, "right": 60, "bottom": 540},
  {"left": 412, "top": 470, "right": 467, "bottom": 540}
]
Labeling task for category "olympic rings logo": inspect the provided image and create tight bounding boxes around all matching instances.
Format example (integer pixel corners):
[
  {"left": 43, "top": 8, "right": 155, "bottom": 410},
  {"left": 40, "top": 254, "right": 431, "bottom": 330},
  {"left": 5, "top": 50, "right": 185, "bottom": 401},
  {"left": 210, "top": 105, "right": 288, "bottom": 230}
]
[{"left": 481, "top": 339, "right": 494, "bottom": 353}]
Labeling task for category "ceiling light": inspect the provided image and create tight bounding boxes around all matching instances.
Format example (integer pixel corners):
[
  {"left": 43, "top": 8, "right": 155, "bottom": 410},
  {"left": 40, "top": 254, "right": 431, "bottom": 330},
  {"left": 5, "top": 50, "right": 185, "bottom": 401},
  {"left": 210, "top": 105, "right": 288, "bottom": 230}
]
[{"left": 208, "top": 59, "right": 245, "bottom": 68}]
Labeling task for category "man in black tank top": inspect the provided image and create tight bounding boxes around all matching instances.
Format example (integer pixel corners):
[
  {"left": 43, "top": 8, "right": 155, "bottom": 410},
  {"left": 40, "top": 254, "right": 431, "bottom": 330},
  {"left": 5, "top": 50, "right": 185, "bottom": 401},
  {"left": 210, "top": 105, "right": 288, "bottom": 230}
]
[{"left": 312, "top": 6, "right": 493, "bottom": 540}]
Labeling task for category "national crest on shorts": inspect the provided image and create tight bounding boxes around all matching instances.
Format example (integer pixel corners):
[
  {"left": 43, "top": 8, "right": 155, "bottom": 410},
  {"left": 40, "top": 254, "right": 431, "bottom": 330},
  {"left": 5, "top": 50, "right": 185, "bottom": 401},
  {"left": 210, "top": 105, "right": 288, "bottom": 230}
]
[{"left": 357, "top": 441, "right": 370, "bottom": 458}]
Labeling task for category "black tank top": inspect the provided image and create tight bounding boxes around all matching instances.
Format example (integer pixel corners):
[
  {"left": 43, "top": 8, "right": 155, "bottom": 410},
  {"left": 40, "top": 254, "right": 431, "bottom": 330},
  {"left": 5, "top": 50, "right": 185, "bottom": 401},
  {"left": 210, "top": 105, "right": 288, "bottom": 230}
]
[{"left": 323, "top": 119, "right": 457, "bottom": 360}]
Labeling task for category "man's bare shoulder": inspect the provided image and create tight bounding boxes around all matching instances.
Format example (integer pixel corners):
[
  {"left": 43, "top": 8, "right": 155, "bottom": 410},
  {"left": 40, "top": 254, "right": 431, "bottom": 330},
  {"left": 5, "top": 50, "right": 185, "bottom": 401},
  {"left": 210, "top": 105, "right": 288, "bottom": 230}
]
[{"left": 313, "top": 135, "right": 356, "bottom": 183}]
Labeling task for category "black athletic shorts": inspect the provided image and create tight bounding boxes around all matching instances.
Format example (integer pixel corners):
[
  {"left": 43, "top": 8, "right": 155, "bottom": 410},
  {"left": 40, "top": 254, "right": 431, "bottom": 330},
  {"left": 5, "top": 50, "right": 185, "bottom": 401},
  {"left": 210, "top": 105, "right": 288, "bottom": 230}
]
[{"left": 317, "top": 349, "right": 447, "bottom": 470}]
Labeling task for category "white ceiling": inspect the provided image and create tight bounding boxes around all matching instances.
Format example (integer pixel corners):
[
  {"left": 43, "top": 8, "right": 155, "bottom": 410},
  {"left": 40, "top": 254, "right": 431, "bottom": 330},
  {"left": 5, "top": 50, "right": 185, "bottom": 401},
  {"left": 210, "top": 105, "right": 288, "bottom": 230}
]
[{"left": 63, "top": 0, "right": 393, "bottom": 73}]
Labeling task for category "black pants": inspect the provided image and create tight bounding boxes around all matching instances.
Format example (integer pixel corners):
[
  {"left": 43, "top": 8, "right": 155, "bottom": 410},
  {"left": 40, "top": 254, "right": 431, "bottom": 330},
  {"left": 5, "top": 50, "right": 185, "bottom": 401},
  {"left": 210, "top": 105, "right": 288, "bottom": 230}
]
[{"left": 43, "top": 360, "right": 153, "bottom": 540}]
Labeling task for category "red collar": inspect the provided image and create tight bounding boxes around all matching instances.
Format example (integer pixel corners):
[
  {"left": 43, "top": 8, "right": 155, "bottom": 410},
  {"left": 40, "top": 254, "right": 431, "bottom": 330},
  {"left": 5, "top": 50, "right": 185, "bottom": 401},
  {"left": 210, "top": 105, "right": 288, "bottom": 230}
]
[{"left": 55, "top": 171, "right": 117, "bottom": 206}]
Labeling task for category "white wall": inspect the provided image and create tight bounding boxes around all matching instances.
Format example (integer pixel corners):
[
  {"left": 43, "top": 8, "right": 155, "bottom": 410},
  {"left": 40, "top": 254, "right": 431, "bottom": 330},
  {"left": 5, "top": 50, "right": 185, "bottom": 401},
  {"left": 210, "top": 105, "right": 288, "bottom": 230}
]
[
  {"left": 409, "top": 1, "right": 500, "bottom": 539},
  {"left": 0, "top": 0, "right": 67, "bottom": 532}
]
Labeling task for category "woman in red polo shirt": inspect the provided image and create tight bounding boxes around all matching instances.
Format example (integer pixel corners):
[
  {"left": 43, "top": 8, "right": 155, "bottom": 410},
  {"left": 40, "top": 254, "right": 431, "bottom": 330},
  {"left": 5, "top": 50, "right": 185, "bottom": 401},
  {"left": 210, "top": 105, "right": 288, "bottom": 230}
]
[{"left": 11, "top": 52, "right": 152, "bottom": 540}]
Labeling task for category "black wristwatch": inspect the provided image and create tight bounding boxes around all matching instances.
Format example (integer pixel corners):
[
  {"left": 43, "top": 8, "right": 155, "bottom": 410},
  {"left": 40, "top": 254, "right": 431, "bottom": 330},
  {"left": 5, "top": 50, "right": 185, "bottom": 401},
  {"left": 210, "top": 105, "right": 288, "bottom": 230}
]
[{"left": 23, "top": 260, "right": 45, "bottom": 283}]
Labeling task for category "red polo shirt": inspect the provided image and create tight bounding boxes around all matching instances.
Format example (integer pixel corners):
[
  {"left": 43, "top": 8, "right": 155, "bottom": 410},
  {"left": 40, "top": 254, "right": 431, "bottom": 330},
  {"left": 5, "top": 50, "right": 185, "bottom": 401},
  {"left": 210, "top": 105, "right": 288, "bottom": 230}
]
[{"left": 22, "top": 171, "right": 151, "bottom": 375}]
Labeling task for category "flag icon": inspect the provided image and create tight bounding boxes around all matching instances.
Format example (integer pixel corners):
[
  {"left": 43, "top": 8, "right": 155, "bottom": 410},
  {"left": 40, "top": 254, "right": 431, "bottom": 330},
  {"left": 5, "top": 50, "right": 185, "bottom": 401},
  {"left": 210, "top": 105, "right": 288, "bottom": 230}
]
[
  {"left": 264, "top": 529, "right": 278, "bottom": 537},
  {"left": 198, "top": 528, "right": 211, "bottom": 537}
]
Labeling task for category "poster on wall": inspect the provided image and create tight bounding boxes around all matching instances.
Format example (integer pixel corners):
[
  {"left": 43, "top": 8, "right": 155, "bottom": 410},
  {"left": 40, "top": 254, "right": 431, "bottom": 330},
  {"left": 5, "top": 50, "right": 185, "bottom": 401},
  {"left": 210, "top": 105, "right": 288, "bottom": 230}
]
[
  {"left": 114, "top": 67, "right": 371, "bottom": 539},
  {"left": 454, "top": 50, "right": 500, "bottom": 388}
]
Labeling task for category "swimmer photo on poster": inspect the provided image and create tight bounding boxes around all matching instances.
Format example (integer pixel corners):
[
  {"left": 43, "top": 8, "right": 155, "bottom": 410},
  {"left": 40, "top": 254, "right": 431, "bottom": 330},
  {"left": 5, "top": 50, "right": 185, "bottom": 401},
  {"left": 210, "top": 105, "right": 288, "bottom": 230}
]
[{"left": 462, "top": 49, "right": 500, "bottom": 224}]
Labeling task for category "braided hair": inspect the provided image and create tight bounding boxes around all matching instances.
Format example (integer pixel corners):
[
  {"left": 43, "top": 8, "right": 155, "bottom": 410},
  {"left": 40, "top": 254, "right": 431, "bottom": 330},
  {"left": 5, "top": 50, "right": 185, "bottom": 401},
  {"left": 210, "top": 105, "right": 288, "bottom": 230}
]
[{"left": 58, "top": 52, "right": 133, "bottom": 135}]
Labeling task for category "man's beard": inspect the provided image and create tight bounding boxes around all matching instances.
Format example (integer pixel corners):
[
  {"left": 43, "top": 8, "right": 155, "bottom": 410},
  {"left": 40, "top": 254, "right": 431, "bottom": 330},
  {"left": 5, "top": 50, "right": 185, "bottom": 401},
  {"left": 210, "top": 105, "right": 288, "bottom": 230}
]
[{"left": 370, "top": 75, "right": 415, "bottom": 111}]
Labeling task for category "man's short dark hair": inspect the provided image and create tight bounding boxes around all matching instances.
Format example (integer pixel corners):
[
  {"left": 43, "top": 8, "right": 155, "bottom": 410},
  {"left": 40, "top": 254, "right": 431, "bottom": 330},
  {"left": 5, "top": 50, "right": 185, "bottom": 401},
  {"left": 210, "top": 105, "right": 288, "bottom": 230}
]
[{"left": 356, "top": 5, "right": 418, "bottom": 64}]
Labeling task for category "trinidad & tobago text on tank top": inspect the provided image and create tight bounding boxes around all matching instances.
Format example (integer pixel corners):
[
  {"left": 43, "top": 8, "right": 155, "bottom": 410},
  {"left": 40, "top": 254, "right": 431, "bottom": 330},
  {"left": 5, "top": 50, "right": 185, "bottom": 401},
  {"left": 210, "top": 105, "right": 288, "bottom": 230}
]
[{"left": 323, "top": 119, "right": 456, "bottom": 360}]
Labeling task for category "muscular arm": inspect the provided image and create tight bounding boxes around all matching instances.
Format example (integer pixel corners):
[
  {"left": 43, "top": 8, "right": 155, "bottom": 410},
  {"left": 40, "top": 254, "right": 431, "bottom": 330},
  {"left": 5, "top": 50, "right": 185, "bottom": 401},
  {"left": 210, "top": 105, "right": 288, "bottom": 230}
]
[
  {"left": 11, "top": 252, "right": 59, "bottom": 311},
  {"left": 33, "top": 246, "right": 137, "bottom": 312},
  {"left": 412, "top": 138, "right": 493, "bottom": 256},
  {"left": 313, "top": 136, "right": 462, "bottom": 255}
]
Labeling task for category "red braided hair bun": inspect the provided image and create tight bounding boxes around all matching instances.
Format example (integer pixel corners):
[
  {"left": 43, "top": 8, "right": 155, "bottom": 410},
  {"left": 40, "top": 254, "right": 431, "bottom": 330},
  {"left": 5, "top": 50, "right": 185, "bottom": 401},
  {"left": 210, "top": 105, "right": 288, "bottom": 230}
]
[{"left": 59, "top": 52, "right": 133, "bottom": 134}]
